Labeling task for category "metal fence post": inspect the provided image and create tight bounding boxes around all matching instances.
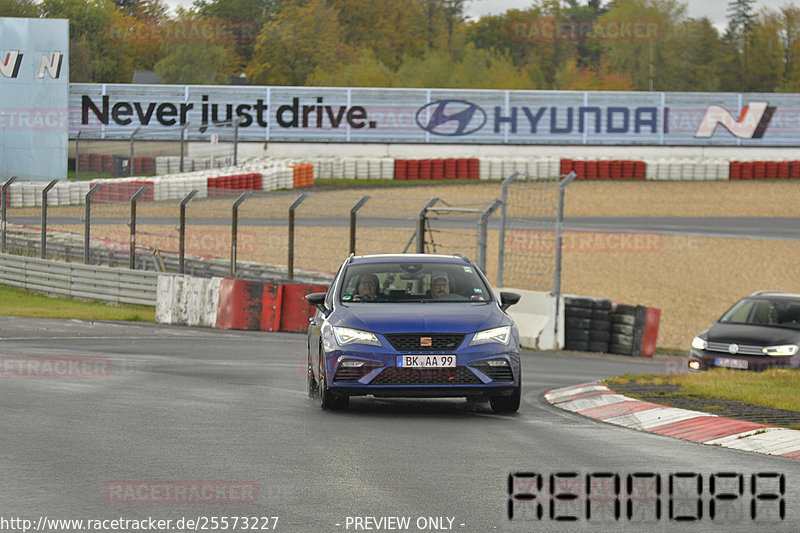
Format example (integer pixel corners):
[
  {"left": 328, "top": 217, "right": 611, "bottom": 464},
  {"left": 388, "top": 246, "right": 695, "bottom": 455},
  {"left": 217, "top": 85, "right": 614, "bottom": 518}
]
[
  {"left": 231, "top": 191, "right": 252, "bottom": 277},
  {"left": 129, "top": 185, "right": 150, "bottom": 269},
  {"left": 179, "top": 190, "right": 198, "bottom": 274},
  {"left": 553, "top": 171, "right": 577, "bottom": 343},
  {"left": 496, "top": 171, "right": 520, "bottom": 288},
  {"left": 287, "top": 193, "right": 308, "bottom": 279},
  {"left": 349, "top": 195, "right": 370, "bottom": 255},
  {"left": 180, "top": 123, "right": 189, "bottom": 173},
  {"left": 129, "top": 127, "right": 140, "bottom": 177},
  {"left": 416, "top": 198, "right": 439, "bottom": 254},
  {"left": 233, "top": 118, "right": 240, "bottom": 166},
  {"left": 75, "top": 131, "right": 81, "bottom": 181},
  {"left": 477, "top": 199, "right": 502, "bottom": 275},
  {"left": 1, "top": 176, "right": 17, "bottom": 253},
  {"left": 84, "top": 183, "right": 103, "bottom": 264},
  {"left": 41, "top": 180, "right": 58, "bottom": 259}
]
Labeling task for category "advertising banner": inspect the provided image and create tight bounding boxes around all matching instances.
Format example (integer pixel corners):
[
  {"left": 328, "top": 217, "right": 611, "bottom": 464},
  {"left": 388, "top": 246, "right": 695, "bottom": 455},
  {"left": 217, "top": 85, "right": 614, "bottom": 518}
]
[
  {"left": 1, "top": 18, "right": 69, "bottom": 180},
  {"left": 70, "top": 84, "right": 800, "bottom": 147}
]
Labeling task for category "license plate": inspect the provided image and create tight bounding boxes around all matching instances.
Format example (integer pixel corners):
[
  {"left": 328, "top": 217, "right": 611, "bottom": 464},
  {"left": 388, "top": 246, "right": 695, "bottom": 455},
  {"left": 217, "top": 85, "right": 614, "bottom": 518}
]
[
  {"left": 715, "top": 357, "right": 748, "bottom": 370},
  {"left": 396, "top": 355, "right": 456, "bottom": 368}
]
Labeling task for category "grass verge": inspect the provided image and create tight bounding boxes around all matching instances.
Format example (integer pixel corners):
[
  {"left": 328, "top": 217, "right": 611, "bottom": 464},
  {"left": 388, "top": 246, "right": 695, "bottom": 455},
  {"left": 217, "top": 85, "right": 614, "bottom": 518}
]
[
  {"left": 606, "top": 369, "right": 800, "bottom": 413},
  {"left": 0, "top": 284, "right": 155, "bottom": 322}
]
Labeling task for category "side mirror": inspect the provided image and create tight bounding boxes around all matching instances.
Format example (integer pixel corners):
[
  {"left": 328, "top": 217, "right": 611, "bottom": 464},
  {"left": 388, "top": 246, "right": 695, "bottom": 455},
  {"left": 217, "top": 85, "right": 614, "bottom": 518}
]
[
  {"left": 499, "top": 291, "right": 521, "bottom": 312},
  {"left": 305, "top": 292, "right": 329, "bottom": 314}
]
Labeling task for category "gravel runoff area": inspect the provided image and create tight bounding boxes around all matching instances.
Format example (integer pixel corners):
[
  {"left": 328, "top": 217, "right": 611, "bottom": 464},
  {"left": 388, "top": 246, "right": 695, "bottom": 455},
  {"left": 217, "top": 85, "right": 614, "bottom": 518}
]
[{"left": 10, "top": 180, "right": 800, "bottom": 350}]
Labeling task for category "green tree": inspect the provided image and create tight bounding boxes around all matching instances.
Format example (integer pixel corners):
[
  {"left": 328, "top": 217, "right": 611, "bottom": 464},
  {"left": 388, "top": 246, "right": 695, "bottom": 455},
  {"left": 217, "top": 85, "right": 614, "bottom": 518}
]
[
  {"left": 40, "top": 0, "right": 134, "bottom": 82},
  {"left": 247, "top": 0, "right": 351, "bottom": 85},
  {"left": 747, "top": 9, "right": 783, "bottom": 92},
  {"left": 670, "top": 17, "right": 724, "bottom": 91},
  {"left": 599, "top": 0, "right": 687, "bottom": 91},
  {"left": 0, "top": 0, "right": 40, "bottom": 17},
  {"left": 726, "top": 0, "right": 757, "bottom": 90},
  {"left": 777, "top": 5, "right": 800, "bottom": 91},
  {"left": 154, "top": 41, "right": 233, "bottom": 83},
  {"left": 310, "top": 47, "right": 394, "bottom": 87}
]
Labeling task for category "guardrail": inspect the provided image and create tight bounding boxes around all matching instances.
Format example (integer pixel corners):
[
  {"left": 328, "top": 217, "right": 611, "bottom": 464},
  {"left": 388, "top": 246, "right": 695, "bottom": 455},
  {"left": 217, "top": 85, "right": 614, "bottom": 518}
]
[{"left": 0, "top": 253, "right": 158, "bottom": 306}]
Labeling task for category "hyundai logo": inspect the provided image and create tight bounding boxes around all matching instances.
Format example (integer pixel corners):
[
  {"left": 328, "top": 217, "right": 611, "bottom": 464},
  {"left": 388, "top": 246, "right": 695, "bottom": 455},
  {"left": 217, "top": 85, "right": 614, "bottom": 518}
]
[{"left": 416, "top": 99, "right": 487, "bottom": 136}]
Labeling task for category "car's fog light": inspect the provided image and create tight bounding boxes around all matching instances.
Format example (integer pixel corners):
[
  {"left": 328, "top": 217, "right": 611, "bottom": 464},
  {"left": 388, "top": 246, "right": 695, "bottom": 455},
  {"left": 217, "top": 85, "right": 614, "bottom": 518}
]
[
  {"left": 486, "top": 359, "right": 509, "bottom": 366},
  {"left": 340, "top": 360, "right": 365, "bottom": 367},
  {"left": 688, "top": 361, "right": 701, "bottom": 370}
]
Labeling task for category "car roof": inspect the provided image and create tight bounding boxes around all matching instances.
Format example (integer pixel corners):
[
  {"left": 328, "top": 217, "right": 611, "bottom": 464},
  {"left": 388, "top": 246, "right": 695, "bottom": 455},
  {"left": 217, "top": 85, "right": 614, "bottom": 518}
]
[
  {"left": 347, "top": 253, "right": 474, "bottom": 265},
  {"left": 747, "top": 291, "right": 800, "bottom": 300}
]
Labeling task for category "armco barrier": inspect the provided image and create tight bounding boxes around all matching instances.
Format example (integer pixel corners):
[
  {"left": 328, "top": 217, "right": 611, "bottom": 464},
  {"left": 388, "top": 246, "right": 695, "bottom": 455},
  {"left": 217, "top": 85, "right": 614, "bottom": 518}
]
[
  {"left": 279, "top": 283, "right": 329, "bottom": 333},
  {"left": 215, "top": 278, "right": 265, "bottom": 331}
]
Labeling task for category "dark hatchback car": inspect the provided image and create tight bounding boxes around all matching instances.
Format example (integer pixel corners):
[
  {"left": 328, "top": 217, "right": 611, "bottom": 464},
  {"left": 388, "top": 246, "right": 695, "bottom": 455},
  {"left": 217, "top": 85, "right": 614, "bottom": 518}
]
[
  {"left": 689, "top": 291, "right": 800, "bottom": 372},
  {"left": 305, "top": 253, "right": 521, "bottom": 412}
]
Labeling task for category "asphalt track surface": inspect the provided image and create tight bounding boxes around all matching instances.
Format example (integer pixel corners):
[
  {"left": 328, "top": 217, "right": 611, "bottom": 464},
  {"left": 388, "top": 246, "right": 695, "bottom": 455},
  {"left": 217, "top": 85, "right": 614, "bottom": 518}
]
[
  {"left": 8, "top": 215, "right": 800, "bottom": 241},
  {"left": 1, "top": 317, "right": 799, "bottom": 532}
]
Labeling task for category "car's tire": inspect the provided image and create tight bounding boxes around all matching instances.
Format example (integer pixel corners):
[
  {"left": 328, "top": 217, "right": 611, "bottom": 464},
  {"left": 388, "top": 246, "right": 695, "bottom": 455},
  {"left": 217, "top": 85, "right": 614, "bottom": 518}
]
[
  {"left": 490, "top": 377, "right": 521, "bottom": 413},
  {"left": 591, "top": 309, "right": 610, "bottom": 321},
  {"left": 565, "top": 329, "right": 590, "bottom": 342},
  {"left": 610, "top": 333, "right": 634, "bottom": 346},
  {"left": 609, "top": 343, "right": 633, "bottom": 355},
  {"left": 318, "top": 360, "right": 349, "bottom": 411},
  {"left": 593, "top": 299, "right": 612, "bottom": 310},
  {"left": 589, "top": 329, "right": 610, "bottom": 342},
  {"left": 307, "top": 354, "right": 317, "bottom": 399},
  {"left": 565, "top": 306, "right": 592, "bottom": 319},
  {"left": 611, "top": 323, "right": 634, "bottom": 335}
]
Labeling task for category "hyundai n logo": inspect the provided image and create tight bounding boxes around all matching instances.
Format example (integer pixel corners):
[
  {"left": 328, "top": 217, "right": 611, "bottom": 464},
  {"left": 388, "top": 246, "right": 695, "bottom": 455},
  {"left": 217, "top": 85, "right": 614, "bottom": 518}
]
[
  {"left": 1, "top": 50, "right": 23, "bottom": 78},
  {"left": 695, "top": 102, "right": 775, "bottom": 139},
  {"left": 416, "top": 99, "right": 487, "bottom": 136},
  {"left": 0, "top": 51, "right": 63, "bottom": 79}
]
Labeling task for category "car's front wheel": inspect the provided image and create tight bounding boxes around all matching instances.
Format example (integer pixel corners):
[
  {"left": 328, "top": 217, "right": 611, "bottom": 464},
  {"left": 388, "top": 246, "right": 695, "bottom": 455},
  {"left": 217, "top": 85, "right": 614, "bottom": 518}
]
[
  {"left": 318, "top": 359, "right": 349, "bottom": 411},
  {"left": 490, "top": 376, "right": 521, "bottom": 413}
]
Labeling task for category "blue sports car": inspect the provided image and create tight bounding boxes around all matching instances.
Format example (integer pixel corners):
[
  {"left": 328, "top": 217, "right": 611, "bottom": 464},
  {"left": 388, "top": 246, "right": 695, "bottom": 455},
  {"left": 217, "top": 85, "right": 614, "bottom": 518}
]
[{"left": 305, "top": 253, "right": 521, "bottom": 412}]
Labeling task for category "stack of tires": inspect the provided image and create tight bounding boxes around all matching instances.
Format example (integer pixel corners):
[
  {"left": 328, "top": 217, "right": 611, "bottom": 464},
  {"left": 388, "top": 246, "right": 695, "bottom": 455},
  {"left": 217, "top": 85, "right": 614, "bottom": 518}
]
[
  {"left": 564, "top": 296, "right": 612, "bottom": 353},
  {"left": 609, "top": 304, "right": 637, "bottom": 355}
]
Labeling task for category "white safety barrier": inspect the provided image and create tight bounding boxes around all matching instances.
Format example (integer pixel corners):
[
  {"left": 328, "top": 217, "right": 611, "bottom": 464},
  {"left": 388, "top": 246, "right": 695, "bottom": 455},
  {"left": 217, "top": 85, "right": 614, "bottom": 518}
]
[
  {"left": 156, "top": 274, "right": 222, "bottom": 328},
  {"left": 498, "top": 288, "right": 564, "bottom": 350}
]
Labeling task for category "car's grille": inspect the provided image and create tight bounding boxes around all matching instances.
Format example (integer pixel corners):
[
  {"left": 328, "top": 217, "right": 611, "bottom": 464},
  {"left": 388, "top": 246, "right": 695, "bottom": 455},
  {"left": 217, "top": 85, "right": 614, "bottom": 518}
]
[
  {"left": 333, "top": 362, "right": 382, "bottom": 382},
  {"left": 707, "top": 342, "right": 764, "bottom": 356},
  {"left": 370, "top": 366, "right": 481, "bottom": 385},
  {"left": 469, "top": 362, "right": 514, "bottom": 382},
  {"left": 384, "top": 334, "right": 465, "bottom": 352}
]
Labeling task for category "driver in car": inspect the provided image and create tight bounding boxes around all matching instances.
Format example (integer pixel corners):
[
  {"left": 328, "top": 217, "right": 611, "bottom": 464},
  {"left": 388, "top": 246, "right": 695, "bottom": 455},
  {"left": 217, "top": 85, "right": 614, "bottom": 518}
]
[{"left": 355, "top": 273, "right": 381, "bottom": 301}]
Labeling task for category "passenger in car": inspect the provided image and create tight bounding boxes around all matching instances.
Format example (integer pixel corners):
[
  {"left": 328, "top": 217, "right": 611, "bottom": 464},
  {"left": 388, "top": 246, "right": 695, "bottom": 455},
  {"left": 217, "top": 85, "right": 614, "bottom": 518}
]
[{"left": 355, "top": 273, "right": 381, "bottom": 300}]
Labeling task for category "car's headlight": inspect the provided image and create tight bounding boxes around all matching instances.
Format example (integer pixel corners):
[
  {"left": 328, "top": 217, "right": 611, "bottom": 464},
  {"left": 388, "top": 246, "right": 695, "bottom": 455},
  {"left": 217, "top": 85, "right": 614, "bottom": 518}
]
[
  {"left": 470, "top": 326, "right": 512, "bottom": 345},
  {"left": 333, "top": 327, "right": 382, "bottom": 347},
  {"left": 691, "top": 336, "right": 708, "bottom": 350},
  {"left": 762, "top": 344, "right": 799, "bottom": 356}
]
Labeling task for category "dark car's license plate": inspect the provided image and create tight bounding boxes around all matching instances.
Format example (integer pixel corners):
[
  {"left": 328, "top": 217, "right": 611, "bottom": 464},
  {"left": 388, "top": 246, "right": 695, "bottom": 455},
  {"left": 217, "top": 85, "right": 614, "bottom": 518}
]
[{"left": 715, "top": 357, "right": 748, "bottom": 369}]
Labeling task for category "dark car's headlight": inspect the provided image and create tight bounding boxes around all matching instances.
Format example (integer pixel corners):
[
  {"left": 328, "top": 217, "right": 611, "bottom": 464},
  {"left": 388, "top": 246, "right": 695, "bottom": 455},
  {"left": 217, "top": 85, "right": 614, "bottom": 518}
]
[
  {"left": 470, "top": 326, "right": 511, "bottom": 346},
  {"left": 762, "top": 344, "right": 799, "bottom": 356},
  {"left": 691, "top": 336, "right": 708, "bottom": 350},
  {"left": 333, "top": 327, "right": 382, "bottom": 347}
]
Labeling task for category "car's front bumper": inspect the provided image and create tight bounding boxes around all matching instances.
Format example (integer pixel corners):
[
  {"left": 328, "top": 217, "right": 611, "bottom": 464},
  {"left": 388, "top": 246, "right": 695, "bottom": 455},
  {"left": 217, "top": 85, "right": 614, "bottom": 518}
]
[{"left": 688, "top": 349, "right": 800, "bottom": 371}]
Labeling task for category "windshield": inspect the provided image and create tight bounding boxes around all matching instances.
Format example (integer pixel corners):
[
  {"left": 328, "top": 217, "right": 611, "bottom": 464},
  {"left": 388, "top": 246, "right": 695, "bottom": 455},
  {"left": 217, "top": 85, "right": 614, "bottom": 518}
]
[
  {"left": 719, "top": 297, "right": 800, "bottom": 329},
  {"left": 340, "top": 262, "right": 492, "bottom": 303}
]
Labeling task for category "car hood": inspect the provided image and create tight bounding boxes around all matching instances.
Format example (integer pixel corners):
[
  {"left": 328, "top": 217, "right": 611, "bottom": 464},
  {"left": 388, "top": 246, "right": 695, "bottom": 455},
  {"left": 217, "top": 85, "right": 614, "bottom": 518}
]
[
  {"left": 705, "top": 323, "right": 800, "bottom": 346},
  {"left": 332, "top": 302, "right": 508, "bottom": 334}
]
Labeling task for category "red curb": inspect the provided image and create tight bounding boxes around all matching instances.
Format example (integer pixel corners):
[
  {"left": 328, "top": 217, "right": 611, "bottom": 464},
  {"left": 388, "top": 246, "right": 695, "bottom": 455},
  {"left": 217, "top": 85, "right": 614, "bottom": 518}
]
[
  {"left": 650, "top": 417, "right": 769, "bottom": 442},
  {"left": 577, "top": 400, "right": 663, "bottom": 419},
  {"left": 551, "top": 389, "right": 618, "bottom": 404},
  {"left": 782, "top": 449, "right": 800, "bottom": 458}
]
